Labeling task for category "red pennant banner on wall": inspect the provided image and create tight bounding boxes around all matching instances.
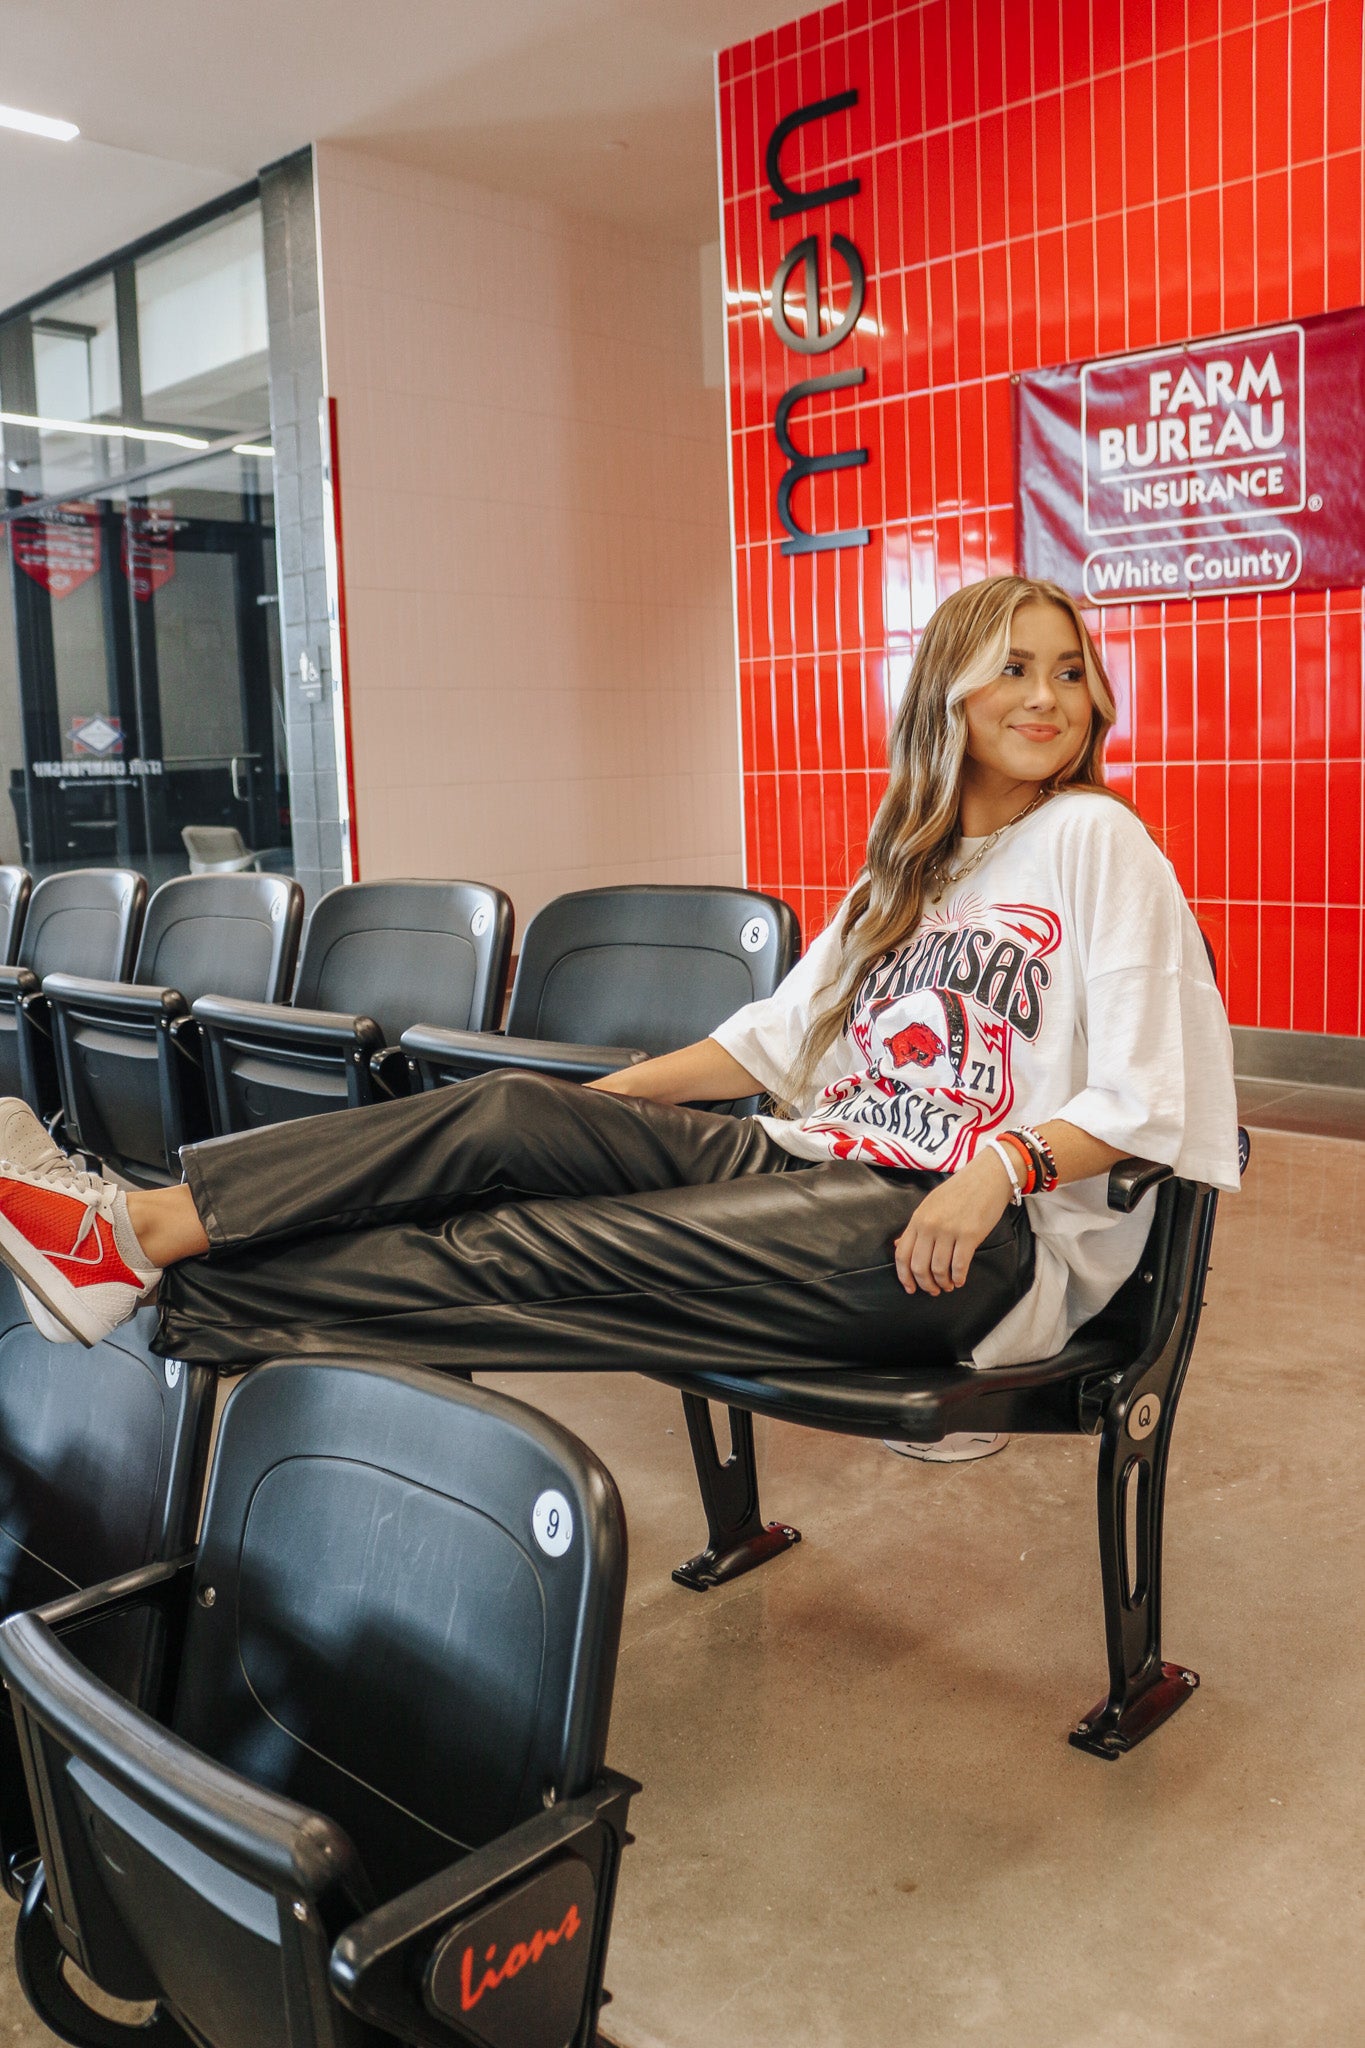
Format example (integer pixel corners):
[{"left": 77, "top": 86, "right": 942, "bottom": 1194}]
[
  {"left": 8, "top": 501, "right": 102, "bottom": 598},
  {"left": 121, "top": 500, "right": 176, "bottom": 600},
  {"left": 1016, "top": 307, "right": 1365, "bottom": 603}
]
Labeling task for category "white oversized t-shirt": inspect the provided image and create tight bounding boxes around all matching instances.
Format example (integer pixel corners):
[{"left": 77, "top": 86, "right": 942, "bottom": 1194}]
[{"left": 711, "top": 790, "right": 1241, "bottom": 1368}]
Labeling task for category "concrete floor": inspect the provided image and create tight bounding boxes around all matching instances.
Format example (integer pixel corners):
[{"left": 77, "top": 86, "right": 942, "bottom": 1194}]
[{"left": 0, "top": 1099, "right": 1361, "bottom": 2046}]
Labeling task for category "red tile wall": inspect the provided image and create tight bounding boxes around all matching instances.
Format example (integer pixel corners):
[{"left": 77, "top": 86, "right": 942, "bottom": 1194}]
[{"left": 718, "top": 0, "right": 1365, "bottom": 1035}]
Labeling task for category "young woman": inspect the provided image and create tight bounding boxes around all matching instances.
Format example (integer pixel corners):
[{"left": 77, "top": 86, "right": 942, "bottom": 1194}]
[{"left": 0, "top": 576, "right": 1240, "bottom": 1377}]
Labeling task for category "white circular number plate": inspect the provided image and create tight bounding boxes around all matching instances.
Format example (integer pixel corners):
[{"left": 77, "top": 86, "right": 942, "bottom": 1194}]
[
  {"left": 164, "top": 1359, "right": 182, "bottom": 1389},
  {"left": 1128, "top": 1392, "right": 1161, "bottom": 1442},
  {"left": 470, "top": 906, "right": 491, "bottom": 937},
  {"left": 532, "top": 1489, "right": 574, "bottom": 1558},
  {"left": 740, "top": 916, "right": 770, "bottom": 954}
]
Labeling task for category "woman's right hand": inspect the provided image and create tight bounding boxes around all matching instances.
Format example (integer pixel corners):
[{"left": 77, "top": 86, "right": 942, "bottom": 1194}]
[{"left": 893, "top": 1150, "right": 1014, "bottom": 1295}]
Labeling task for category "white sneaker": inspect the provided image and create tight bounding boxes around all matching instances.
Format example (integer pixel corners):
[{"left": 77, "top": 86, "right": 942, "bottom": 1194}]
[
  {"left": 0, "top": 1099, "right": 86, "bottom": 1186},
  {"left": 0, "top": 1157, "right": 160, "bottom": 1347},
  {"left": 15, "top": 1277, "right": 78, "bottom": 1343},
  {"left": 0, "top": 1102, "right": 110, "bottom": 1340},
  {"left": 883, "top": 1432, "right": 1011, "bottom": 1462}
]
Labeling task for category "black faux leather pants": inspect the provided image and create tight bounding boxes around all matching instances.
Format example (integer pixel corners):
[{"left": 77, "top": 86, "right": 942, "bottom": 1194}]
[{"left": 155, "top": 1073, "right": 1033, "bottom": 1373}]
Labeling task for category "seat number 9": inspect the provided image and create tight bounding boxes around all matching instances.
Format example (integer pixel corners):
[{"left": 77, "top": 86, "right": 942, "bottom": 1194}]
[{"left": 533, "top": 1489, "right": 574, "bottom": 1557}]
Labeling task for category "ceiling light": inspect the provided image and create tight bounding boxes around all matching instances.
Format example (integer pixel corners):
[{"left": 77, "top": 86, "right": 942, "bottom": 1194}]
[
  {"left": 233, "top": 443, "right": 275, "bottom": 459},
  {"left": 0, "top": 411, "right": 208, "bottom": 450},
  {"left": 0, "top": 103, "right": 79, "bottom": 143}
]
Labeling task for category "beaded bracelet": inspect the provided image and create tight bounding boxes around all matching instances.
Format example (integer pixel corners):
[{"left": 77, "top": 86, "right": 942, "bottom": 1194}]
[
  {"left": 1007, "top": 1127, "right": 1047, "bottom": 1189},
  {"left": 1014, "top": 1123, "right": 1060, "bottom": 1193}
]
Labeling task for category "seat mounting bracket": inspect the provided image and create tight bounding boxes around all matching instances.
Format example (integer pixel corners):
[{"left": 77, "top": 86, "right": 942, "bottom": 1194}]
[{"left": 1069, "top": 1663, "right": 1199, "bottom": 1759}]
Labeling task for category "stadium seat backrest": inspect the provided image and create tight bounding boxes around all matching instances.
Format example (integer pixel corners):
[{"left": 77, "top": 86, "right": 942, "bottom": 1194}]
[
  {"left": 173, "top": 1360, "right": 626, "bottom": 1899},
  {"left": 293, "top": 878, "right": 511, "bottom": 1038},
  {"left": 508, "top": 884, "right": 799, "bottom": 1056},
  {"left": 134, "top": 873, "right": 301, "bottom": 1005},
  {"left": 19, "top": 866, "right": 145, "bottom": 981}
]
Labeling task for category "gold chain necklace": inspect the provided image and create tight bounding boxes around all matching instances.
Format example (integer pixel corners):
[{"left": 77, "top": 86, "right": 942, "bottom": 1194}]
[{"left": 930, "top": 787, "right": 1054, "bottom": 891}]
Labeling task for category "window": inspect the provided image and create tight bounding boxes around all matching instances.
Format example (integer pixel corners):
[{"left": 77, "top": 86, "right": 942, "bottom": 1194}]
[
  {"left": 135, "top": 203, "right": 269, "bottom": 437},
  {"left": 0, "top": 191, "right": 291, "bottom": 878}
]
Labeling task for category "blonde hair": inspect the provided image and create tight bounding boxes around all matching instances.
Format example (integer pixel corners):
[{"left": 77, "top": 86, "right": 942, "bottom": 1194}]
[{"left": 781, "top": 575, "right": 1122, "bottom": 1110}]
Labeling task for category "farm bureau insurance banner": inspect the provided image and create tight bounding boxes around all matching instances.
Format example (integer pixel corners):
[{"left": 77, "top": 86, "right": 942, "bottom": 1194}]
[{"left": 1015, "top": 308, "right": 1365, "bottom": 604}]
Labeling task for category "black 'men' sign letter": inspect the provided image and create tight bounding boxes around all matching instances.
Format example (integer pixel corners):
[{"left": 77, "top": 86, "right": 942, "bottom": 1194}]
[
  {"left": 766, "top": 91, "right": 863, "bottom": 220},
  {"left": 770, "top": 235, "right": 866, "bottom": 355},
  {"left": 765, "top": 90, "right": 871, "bottom": 557},
  {"left": 775, "top": 369, "right": 869, "bottom": 556}
]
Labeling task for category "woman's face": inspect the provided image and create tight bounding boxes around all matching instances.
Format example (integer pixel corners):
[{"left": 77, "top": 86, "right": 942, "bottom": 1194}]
[{"left": 962, "top": 601, "right": 1094, "bottom": 789}]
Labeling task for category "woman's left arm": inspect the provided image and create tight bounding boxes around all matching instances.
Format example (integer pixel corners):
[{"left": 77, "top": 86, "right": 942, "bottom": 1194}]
[{"left": 894, "top": 1120, "right": 1126, "bottom": 1297}]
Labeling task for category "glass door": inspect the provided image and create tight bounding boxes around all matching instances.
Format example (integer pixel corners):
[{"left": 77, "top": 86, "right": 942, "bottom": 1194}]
[
  {"left": 121, "top": 449, "right": 287, "bottom": 875},
  {"left": 2, "top": 445, "right": 288, "bottom": 880}
]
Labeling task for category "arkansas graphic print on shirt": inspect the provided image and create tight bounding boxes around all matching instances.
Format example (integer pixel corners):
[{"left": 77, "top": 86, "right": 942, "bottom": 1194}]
[
  {"left": 803, "top": 896, "right": 1062, "bottom": 1171},
  {"left": 711, "top": 792, "right": 1242, "bottom": 1367}
]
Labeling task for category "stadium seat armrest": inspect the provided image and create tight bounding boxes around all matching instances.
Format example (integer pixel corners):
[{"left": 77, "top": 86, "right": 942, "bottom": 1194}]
[
  {"left": 487, "top": 1033, "right": 649, "bottom": 1082},
  {"left": 23, "top": 1556, "right": 196, "bottom": 1724},
  {"left": 192, "top": 993, "right": 385, "bottom": 1052},
  {"left": 195, "top": 997, "right": 390, "bottom": 1122},
  {"left": 37, "top": 1554, "right": 196, "bottom": 1638},
  {"left": 0, "top": 965, "right": 39, "bottom": 998},
  {"left": 402, "top": 1023, "right": 647, "bottom": 1086},
  {"left": 0, "top": 1607, "right": 364, "bottom": 1901},
  {"left": 1106, "top": 1156, "right": 1174, "bottom": 1212},
  {"left": 42, "top": 973, "right": 189, "bottom": 1023},
  {"left": 330, "top": 1769, "right": 639, "bottom": 2042}
]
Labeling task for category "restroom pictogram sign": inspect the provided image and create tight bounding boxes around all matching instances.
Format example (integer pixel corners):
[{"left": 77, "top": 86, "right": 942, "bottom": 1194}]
[
  {"left": 1016, "top": 306, "right": 1365, "bottom": 603},
  {"left": 122, "top": 500, "right": 177, "bottom": 599}
]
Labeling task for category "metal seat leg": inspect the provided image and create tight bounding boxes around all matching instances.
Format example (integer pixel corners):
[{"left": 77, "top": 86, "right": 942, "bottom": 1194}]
[
  {"left": 672, "top": 1394, "right": 800, "bottom": 1590},
  {"left": 1070, "top": 1379, "right": 1197, "bottom": 1758}
]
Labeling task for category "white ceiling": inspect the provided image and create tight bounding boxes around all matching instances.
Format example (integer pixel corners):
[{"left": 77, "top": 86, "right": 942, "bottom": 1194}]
[{"left": 0, "top": 0, "right": 790, "bottom": 315}]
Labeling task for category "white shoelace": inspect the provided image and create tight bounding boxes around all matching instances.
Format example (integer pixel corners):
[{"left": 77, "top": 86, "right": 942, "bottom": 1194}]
[{"left": 0, "top": 1156, "right": 121, "bottom": 1247}]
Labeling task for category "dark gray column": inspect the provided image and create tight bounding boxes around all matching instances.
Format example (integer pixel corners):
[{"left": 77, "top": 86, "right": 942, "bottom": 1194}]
[{"left": 260, "top": 146, "right": 344, "bottom": 903}]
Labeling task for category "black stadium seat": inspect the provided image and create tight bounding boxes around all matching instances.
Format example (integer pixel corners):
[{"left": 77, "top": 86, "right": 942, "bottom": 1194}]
[
  {"left": 194, "top": 878, "right": 514, "bottom": 1132},
  {"left": 403, "top": 882, "right": 799, "bottom": 1112},
  {"left": 653, "top": 1135, "right": 1250, "bottom": 1760},
  {"left": 0, "top": 867, "right": 146, "bottom": 1116},
  {"left": 0, "top": 866, "right": 30, "bottom": 965},
  {"left": 0, "top": 1267, "right": 214, "bottom": 1898},
  {"left": 0, "top": 1358, "right": 637, "bottom": 2048},
  {"left": 45, "top": 872, "right": 302, "bottom": 1185}
]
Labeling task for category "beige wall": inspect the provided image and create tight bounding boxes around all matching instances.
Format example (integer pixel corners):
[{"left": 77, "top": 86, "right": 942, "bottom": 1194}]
[{"left": 312, "top": 142, "right": 742, "bottom": 927}]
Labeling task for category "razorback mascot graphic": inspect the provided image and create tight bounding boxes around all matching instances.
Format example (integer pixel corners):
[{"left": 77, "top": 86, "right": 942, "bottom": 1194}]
[{"left": 802, "top": 897, "right": 1063, "bottom": 1171}]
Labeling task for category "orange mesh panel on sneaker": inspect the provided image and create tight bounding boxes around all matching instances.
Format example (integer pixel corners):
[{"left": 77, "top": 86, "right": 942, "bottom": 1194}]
[{"left": 0, "top": 1184, "right": 139, "bottom": 1288}]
